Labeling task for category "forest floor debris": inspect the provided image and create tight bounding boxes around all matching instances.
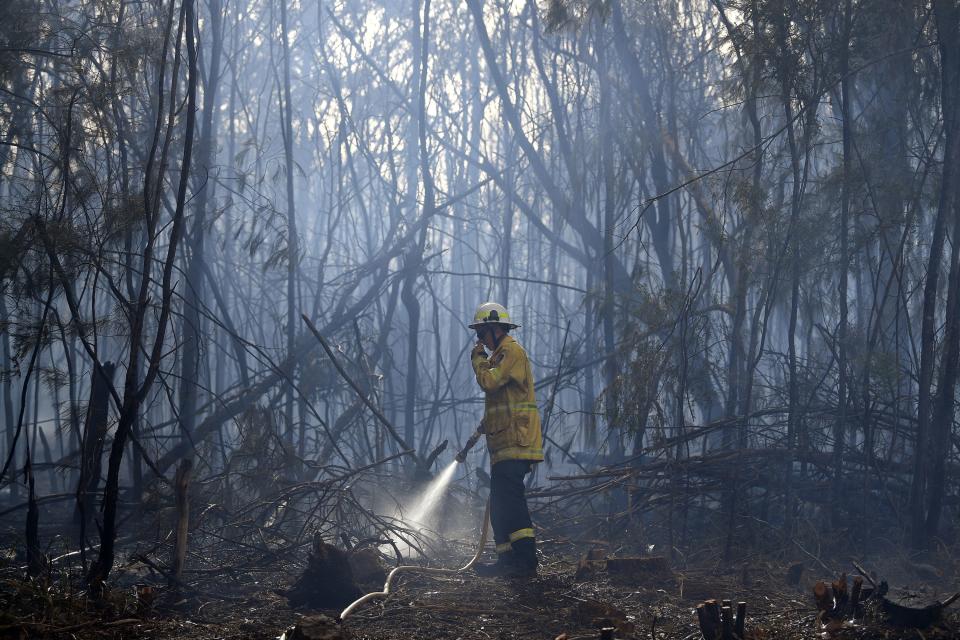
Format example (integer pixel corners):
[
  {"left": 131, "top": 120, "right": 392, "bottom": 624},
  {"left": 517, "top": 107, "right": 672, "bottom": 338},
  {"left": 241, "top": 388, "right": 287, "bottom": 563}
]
[
  {"left": 3, "top": 456, "right": 960, "bottom": 639},
  {"left": 2, "top": 535, "right": 960, "bottom": 639}
]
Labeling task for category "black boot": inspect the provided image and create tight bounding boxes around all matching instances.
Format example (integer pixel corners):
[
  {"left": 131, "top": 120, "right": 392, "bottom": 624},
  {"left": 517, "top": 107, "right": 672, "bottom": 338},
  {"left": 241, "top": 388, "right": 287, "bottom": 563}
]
[
  {"left": 509, "top": 538, "right": 537, "bottom": 577},
  {"left": 473, "top": 551, "right": 514, "bottom": 577}
]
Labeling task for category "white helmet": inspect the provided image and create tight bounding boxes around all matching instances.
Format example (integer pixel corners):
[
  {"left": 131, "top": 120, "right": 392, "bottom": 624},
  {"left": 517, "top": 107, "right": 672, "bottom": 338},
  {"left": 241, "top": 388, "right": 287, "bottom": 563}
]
[{"left": 468, "top": 301, "right": 520, "bottom": 330}]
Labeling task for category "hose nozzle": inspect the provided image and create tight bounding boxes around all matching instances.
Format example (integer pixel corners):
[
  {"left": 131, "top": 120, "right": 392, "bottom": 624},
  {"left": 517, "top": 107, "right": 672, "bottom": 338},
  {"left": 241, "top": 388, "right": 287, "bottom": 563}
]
[{"left": 455, "top": 428, "right": 483, "bottom": 463}]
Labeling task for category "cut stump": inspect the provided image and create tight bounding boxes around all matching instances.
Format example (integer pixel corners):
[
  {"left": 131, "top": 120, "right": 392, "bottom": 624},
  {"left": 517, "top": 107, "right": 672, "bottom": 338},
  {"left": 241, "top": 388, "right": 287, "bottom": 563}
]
[
  {"left": 287, "top": 537, "right": 363, "bottom": 610},
  {"left": 881, "top": 590, "right": 960, "bottom": 628},
  {"left": 695, "top": 597, "right": 746, "bottom": 640}
]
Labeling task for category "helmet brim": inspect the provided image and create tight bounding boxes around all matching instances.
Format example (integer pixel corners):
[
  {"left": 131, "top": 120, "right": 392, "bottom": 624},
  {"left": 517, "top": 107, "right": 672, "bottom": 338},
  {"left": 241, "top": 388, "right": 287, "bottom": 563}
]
[{"left": 468, "top": 321, "right": 520, "bottom": 330}]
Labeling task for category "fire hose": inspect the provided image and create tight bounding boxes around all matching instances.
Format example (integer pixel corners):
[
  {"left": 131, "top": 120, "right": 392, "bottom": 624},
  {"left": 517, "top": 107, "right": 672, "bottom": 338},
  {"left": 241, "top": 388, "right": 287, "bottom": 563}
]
[{"left": 339, "top": 429, "right": 487, "bottom": 621}]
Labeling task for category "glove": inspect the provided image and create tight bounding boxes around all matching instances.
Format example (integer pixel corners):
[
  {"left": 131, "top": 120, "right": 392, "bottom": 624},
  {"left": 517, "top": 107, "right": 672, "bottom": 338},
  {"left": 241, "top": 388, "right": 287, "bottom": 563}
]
[
  {"left": 471, "top": 342, "right": 487, "bottom": 359},
  {"left": 455, "top": 428, "right": 484, "bottom": 462}
]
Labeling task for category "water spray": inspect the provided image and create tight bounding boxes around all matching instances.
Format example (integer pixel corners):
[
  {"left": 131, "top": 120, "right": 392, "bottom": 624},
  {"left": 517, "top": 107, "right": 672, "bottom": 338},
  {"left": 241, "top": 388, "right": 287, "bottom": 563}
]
[
  {"left": 302, "top": 317, "right": 492, "bottom": 622},
  {"left": 404, "top": 460, "right": 459, "bottom": 527},
  {"left": 339, "top": 427, "right": 488, "bottom": 621}
]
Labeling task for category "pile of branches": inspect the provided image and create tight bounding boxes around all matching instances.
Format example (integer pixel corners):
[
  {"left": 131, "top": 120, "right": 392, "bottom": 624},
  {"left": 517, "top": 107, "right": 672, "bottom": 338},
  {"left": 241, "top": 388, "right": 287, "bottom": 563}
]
[{"left": 529, "top": 408, "right": 928, "bottom": 555}]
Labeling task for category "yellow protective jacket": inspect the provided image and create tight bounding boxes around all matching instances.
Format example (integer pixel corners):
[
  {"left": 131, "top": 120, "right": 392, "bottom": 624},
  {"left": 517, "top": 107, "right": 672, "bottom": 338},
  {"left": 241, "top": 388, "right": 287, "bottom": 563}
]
[{"left": 472, "top": 335, "right": 544, "bottom": 465}]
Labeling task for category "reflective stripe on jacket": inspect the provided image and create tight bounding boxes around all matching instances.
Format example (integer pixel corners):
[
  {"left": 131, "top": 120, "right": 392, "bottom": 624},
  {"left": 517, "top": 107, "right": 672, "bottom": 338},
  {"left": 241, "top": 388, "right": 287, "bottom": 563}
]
[{"left": 472, "top": 335, "right": 544, "bottom": 465}]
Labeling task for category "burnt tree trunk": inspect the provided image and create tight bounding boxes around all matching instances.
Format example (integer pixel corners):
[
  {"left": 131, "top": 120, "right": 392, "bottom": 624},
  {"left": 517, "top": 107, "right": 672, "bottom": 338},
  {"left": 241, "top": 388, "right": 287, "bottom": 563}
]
[
  {"left": 0, "top": 297, "right": 16, "bottom": 480},
  {"left": 74, "top": 361, "right": 116, "bottom": 542},
  {"left": 278, "top": 0, "right": 300, "bottom": 443},
  {"left": 923, "top": 0, "right": 960, "bottom": 542},
  {"left": 179, "top": 0, "right": 224, "bottom": 449},
  {"left": 87, "top": 0, "right": 198, "bottom": 590}
]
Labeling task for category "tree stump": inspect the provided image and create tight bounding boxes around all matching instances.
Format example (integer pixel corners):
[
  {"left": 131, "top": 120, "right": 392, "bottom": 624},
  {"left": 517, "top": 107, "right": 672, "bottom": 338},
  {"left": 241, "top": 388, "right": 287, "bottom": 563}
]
[
  {"left": 287, "top": 537, "right": 363, "bottom": 610},
  {"left": 814, "top": 572, "right": 878, "bottom": 620},
  {"left": 881, "top": 590, "right": 960, "bottom": 628},
  {"left": 695, "top": 598, "right": 747, "bottom": 640},
  {"left": 347, "top": 548, "right": 386, "bottom": 585}
]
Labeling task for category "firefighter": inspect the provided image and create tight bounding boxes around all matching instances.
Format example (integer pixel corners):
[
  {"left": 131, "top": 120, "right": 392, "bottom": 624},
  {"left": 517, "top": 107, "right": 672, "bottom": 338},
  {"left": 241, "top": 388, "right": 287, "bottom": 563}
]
[{"left": 468, "top": 302, "right": 543, "bottom": 577}]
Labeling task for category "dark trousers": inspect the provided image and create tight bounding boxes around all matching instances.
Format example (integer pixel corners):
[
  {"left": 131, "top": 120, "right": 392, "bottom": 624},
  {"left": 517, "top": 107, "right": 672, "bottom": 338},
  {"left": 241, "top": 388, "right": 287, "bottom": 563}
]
[{"left": 490, "top": 460, "right": 534, "bottom": 553}]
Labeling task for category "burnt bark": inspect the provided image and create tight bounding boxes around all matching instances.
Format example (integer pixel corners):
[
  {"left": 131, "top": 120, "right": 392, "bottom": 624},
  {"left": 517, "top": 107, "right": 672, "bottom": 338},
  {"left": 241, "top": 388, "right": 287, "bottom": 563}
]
[
  {"left": 87, "top": 0, "right": 199, "bottom": 590},
  {"left": 74, "top": 361, "right": 116, "bottom": 542},
  {"left": 179, "top": 0, "right": 224, "bottom": 447},
  {"left": 921, "top": 0, "right": 960, "bottom": 543}
]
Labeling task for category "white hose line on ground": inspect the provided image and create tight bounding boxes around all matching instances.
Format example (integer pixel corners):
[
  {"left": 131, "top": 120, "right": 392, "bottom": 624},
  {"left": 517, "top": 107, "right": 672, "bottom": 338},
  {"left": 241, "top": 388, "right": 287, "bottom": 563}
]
[{"left": 339, "top": 499, "right": 491, "bottom": 620}]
